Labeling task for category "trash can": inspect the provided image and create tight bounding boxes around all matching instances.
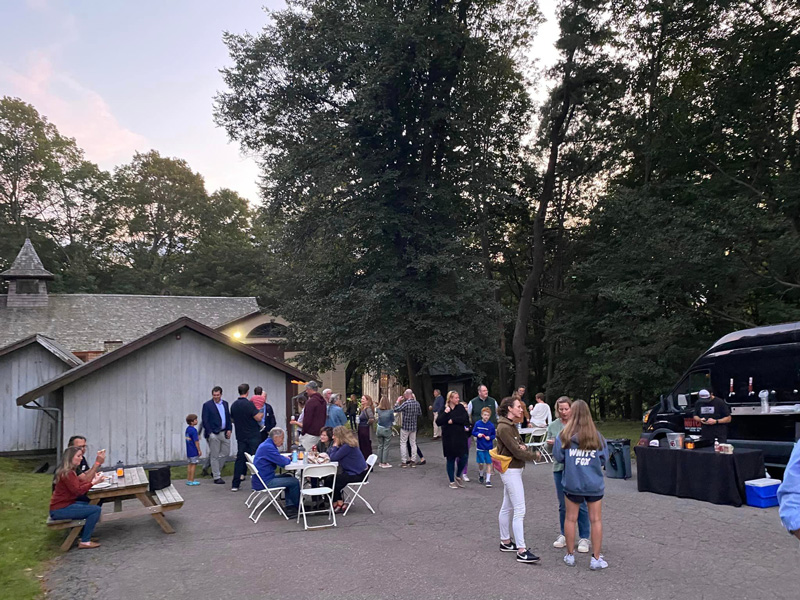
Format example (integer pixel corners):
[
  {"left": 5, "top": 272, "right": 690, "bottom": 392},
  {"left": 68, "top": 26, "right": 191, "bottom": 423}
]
[{"left": 605, "top": 438, "right": 632, "bottom": 479}]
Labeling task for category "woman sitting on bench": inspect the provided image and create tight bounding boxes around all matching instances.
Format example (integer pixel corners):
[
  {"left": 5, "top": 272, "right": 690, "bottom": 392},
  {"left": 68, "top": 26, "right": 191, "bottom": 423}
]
[{"left": 50, "top": 446, "right": 105, "bottom": 549}]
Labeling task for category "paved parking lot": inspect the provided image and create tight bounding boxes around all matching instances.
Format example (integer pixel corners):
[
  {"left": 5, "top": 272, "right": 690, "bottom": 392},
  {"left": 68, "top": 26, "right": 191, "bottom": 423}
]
[{"left": 45, "top": 439, "right": 797, "bottom": 600}]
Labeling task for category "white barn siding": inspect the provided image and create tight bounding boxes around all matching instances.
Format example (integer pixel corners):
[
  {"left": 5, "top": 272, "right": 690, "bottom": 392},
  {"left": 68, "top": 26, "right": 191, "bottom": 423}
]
[
  {"left": 0, "top": 344, "right": 64, "bottom": 452},
  {"left": 62, "top": 329, "right": 287, "bottom": 465}
]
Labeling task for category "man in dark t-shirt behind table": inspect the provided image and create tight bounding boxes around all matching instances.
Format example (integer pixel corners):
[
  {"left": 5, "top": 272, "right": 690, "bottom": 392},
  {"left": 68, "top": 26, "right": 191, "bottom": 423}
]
[
  {"left": 230, "top": 383, "right": 263, "bottom": 492},
  {"left": 692, "top": 389, "right": 732, "bottom": 443}
]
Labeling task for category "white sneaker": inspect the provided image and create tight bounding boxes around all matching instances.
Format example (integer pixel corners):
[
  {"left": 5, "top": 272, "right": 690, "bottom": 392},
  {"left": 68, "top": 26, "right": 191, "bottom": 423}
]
[
  {"left": 577, "top": 538, "right": 590, "bottom": 553},
  {"left": 564, "top": 553, "right": 576, "bottom": 567},
  {"left": 462, "top": 475, "right": 470, "bottom": 482},
  {"left": 590, "top": 555, "right": 608, "bottom": 570},
  {"left": 553, "top": 535, "right": 566, "bottom": 548}
]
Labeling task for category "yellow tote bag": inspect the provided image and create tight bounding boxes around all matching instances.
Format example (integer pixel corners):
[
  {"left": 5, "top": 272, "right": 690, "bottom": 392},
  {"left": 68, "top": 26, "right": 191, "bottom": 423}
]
[{"left": 489, "top": 448, "right": 512, "bottom": 474}]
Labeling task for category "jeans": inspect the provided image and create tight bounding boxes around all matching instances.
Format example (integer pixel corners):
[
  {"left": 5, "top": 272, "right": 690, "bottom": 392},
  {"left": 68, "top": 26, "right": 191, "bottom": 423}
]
[
  {"left": 233, "top": 436, "right": 260, "bottom": 489},
  {"left": 375, "top": 425, "right": 392, "bottom": 463},
  {"left": 399, "top": 429, "right": 417, "bottom": 464},
  {"left": 499, "top": 468, "right": 526, "bottom": 549},
  {"left": 406, "top": 439, "right": 423, "bottom": 460},
  {"left": 446, "top": 453, "right": 468, "bottom": 482},
  {"left": 50, "top": 502, "right": 102, "bottom": 543},
  {"left": 267, "top": 475, "right": 300, "bottom": 508},
  {"left": 553, "top": 470, "right": 590, "bottom": 539},
  {"left": 462, "top": 436, "right": 471, "bottom": 475},
  {"left": 207, "top": 431, "right": 231, "bottom": 479}
]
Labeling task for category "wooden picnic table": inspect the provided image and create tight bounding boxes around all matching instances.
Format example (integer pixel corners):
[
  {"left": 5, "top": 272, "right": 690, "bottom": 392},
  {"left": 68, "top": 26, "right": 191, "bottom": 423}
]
[{"left": 53, "top": 466, "right": 183, "bottom": 551}]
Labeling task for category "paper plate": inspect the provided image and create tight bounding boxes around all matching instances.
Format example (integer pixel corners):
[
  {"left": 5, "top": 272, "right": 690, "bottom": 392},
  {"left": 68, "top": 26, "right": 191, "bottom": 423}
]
[{"left": 91, "top": 481, "right": 112, "bottom": 490}]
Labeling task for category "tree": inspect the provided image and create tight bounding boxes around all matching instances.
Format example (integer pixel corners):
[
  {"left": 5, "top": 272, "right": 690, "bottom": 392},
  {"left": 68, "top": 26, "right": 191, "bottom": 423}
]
[{"left": 216, "top": 0, "right": 539, "bottom": 404}]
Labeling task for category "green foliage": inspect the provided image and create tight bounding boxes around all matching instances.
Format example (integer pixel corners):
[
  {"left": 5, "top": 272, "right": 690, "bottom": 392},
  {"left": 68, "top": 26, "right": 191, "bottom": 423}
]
[
  {"left": 216, "top": 0, "right": 539, "bottom": 378},
  {"left": 0, "top": 458, "right": 61, "bottom": 600}
]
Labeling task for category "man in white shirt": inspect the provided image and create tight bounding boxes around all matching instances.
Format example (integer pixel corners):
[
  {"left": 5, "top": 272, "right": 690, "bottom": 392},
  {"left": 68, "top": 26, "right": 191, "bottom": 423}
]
[{"left": 529, "top": 392, "right": 552, "bottom": 427}]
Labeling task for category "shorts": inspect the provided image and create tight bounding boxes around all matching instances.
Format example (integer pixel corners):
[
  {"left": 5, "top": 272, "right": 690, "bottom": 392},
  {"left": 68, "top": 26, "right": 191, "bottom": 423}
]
[
  {"left": 188, "top": 456, "right": 199, "bottom": 464},
  {"left": 476, "top": 450, "right": 492, "bottom": 465},
  {"left": 565, "top": 492, "right": 603, "bottom": 504}
]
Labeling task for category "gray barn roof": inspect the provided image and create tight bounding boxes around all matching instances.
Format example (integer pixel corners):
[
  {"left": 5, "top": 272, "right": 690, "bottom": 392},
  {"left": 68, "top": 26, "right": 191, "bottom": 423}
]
[
  {"left": 0, "top": 334, "right": 82, "bottom": 367},
  {"left": 17, "top": 317, "right": 313, "bottom": 406},
  {"left": 0, "top": 294, "right": 259, "bottom": 351},
  {"left": 1, "top": 238, "right": 54, "bottom": 280}
]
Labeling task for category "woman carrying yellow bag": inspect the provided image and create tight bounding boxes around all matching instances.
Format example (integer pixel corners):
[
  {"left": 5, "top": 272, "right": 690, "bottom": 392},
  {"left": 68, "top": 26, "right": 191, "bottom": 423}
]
[{"left": 496, "top": 396, "right": 540, "bottom": 564}]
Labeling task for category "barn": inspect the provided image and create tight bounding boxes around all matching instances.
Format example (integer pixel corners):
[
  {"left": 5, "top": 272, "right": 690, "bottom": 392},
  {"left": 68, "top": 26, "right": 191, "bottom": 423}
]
[
  {"left": 0, "top": 335, "right": 82, "bottom": 454},
  {"left": 16, "top": 317, "right": 312, "bottom": 466}
]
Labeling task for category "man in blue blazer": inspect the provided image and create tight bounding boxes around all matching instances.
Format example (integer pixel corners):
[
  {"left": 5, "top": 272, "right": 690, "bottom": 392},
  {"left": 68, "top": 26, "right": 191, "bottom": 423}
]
[{"left": 201, "top": 386, "right": 232, "bottom": 484}]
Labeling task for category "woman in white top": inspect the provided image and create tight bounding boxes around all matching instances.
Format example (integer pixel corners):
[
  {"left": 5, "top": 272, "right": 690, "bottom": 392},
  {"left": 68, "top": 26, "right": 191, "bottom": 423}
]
[{"left": 529, "top": 393, "right": 552, "bottom": 428}]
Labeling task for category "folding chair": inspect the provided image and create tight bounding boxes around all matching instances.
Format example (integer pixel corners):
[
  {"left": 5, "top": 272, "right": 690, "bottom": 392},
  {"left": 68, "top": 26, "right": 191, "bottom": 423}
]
[
  {"left": 343, "top": 454, "right": 377, "bottom": 516},
  {"left": 525, "top": 427, "right": 551, "bottom": 465},
  {"left": 297, "top": 464, "right": 337, "bottom": 530},
  {"left": 244, "top": 454, "right": 259, "bottom": 507},
  {"left": 246, "top": 462, "right": 288, "bottom": 523}
]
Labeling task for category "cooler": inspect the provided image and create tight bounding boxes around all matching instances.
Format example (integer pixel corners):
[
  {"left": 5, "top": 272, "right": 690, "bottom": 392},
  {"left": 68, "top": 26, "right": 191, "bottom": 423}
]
[
  {"left": 744, "top": 478, "right": 780, "bottom": 508},
  {"left": 606, "top": 438, "right": 632, "bottom": 479}
]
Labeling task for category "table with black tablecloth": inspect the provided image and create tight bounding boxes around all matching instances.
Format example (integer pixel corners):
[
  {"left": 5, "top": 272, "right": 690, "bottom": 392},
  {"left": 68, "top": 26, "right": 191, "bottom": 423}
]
[{"left": 634, "top": 446, "right": 765, "bottom": 507}]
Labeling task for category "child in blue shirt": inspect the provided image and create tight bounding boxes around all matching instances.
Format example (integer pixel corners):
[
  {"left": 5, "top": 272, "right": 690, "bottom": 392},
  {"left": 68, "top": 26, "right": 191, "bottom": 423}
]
[
  {"left": 472, "top": 407, "right": 496, "bottom": 487},
  {"left": 185, "top": 414, "right": 202, "bottom": 486}
]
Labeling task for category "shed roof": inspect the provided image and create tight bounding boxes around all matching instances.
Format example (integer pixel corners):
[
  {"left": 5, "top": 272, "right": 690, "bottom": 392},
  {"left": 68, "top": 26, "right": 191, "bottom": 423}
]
[
  {"left": 1, "top": 238, "right": 54, "bottom": 280},
  {"left": 17, "top": 317, "right": 313, "bottom": 406},
  {"left": 0, "top": 293, "right": 259, "bottom": 351},
  {"left": 0, "top": 334, "right": 82, "bottom": 367}
]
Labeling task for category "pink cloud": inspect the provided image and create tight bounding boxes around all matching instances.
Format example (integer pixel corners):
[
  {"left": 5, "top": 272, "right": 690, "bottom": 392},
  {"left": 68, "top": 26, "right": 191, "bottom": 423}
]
[{"left": 0, "top": 52, "right": 147, "bottom": 167}]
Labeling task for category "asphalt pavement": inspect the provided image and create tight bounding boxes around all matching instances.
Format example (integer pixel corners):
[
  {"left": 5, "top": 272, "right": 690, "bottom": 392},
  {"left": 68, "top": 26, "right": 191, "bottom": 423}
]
[{"left": 44, "top": 438, "right": 798, "bottom": 600}]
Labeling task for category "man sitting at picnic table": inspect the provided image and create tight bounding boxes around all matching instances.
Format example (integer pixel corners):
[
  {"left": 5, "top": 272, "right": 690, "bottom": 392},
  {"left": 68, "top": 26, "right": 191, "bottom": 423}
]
[{"left": 252, "top": 427, "right": 300, "bottom": 519}]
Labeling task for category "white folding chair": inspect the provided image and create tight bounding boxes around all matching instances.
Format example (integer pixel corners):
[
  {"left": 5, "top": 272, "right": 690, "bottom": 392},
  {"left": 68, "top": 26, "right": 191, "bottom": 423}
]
[
  {"left": 297, "top": 464, "right": 337, "bottom": 530},
  {"left": 343, "top": 454, "right": 377, "bottom": 516},
  {"left": 244, "top": 454, "right": 258, "bottom": 507},
  {"left": 246, "top": 462, "right": 288, "bottom": 523},
  {"left": 525, "top": 427, "right": 551, "bottom": 464}
]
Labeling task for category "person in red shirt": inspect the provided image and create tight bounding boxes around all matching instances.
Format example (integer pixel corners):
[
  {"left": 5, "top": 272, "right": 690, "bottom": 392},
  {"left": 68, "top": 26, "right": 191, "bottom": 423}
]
[{"left": 50, "top": 446, "right": 105, "bottom": 549}]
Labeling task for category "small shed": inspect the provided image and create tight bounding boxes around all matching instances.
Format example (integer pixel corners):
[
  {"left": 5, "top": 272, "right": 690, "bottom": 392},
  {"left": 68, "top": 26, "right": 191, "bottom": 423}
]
[
  {"left": 17, "top": 317, "right": 312, "bottom": 466},
  {"left": 0, "top": 335, "right": 82, "bottom": 454}
]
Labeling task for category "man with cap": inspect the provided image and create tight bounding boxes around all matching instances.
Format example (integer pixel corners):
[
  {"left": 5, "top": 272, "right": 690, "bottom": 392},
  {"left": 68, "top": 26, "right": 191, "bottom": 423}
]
[{"left": 692, "top": 389, "right": 732, "bottom": 442}]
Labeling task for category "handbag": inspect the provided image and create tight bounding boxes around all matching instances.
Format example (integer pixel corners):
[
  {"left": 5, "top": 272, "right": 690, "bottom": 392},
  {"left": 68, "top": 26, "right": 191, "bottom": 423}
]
[{"left": 489, "top": 448, "right": 512, "bottom": 474}]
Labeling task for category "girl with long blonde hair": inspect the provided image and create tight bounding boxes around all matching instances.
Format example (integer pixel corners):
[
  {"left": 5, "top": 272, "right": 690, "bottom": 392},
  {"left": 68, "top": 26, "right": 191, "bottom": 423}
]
[{"left": 553, "top": 400, "right": 608, "bottom": 570}]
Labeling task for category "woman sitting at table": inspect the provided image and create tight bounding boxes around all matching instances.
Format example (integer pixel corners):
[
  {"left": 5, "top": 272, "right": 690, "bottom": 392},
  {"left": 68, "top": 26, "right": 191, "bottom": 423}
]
[
  {"left": 50, "top": 446, "right": 105, "bottom": 549},
  {"left": 328, "top": 425, "right": 368, "bottom": 513},
  {"left": 316, "top": 427, "right": 334, "bottom": 454}
]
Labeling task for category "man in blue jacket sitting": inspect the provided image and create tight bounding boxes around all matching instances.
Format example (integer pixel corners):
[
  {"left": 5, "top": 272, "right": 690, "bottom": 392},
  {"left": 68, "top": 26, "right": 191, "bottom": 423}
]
[{"left": 252, "top": 427, "right": 300, "bottom": 519}]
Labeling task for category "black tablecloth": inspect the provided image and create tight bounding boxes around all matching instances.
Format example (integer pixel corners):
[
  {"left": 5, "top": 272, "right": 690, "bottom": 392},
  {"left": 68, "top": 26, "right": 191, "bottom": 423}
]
[{"left": 634, "top": 446, "right": 765, "bottom": 507}]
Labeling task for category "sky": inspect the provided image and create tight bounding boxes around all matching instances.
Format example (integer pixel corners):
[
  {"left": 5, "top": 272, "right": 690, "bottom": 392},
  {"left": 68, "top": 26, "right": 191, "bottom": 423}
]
[{"left": 1, "top": 0, "right": 559, "bottom": 205}]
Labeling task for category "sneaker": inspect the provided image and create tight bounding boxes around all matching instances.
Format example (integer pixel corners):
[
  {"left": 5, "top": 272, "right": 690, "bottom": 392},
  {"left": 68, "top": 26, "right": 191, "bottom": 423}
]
[
  {"left": 577, "top": 538, "right": 590, "bottom": 553},
  {"left": 516, "top": 550, "right": 540, "bottom": 564},
  {"left": 191, "top": 481, "right": 201, "bottom": 486},
  {"left": 590, "top": 555, "right": 608, "bottom": 570},
  {"left": 479, "top": 475, "right": 485, "bottom": 484},
  {"left": 455, "top": 477, "right": 465, "bottom": 488},
  {"left": 553, "top": 535, "right": 566, "bottom": 548},
  {"left": 449, "top": 482, "right": 459, "bottom": 489},
  {"left": 410, "top": 461, "right": 417, "bottom": 468},
  {"left": 499, "top": 541, "right": 516, "bottom": 552},
  {"left": 462, "top": 475, "right": 470, "bottom": 482},
  {"left": 384, "top": 463, "right": 393, "bottom": 468},
  {"left": 485, "top": 481, "right": 492, "bottom": 488},
  {"left": 401, "top": 463, "right": 409, "bottom": 468},
  {"left": 231, "top": 487, "right": 239, "bottom": 492},
  {"left": 213, "top": 478, "right": 225, "bottom": 484},
  {"left": 564, "top": 553, "right": 576, "bottom": 567}
]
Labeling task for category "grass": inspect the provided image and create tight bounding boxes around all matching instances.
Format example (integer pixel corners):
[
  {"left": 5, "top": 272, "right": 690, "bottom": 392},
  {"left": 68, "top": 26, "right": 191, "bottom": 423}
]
[
  {"left": 0, "top": 458, "right": 62, "bottom": 600},
  {"left": 596, "top": 419, "right": 643, "bottom": 457}
]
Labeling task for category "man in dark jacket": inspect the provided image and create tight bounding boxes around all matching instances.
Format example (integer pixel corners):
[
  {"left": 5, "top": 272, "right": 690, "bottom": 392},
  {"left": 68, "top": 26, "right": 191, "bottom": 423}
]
[
  {"left": 430, "top": 389, "right": 446, "bottom": 439},
  {"left": 230, "top": 383, "right": 263, "bottom": 492},
  {"left": 201, "top": 386, "right": 232, "bottom": 484},
  {"left": 300, "top": 381, "right": 327, "bottom": 451}
]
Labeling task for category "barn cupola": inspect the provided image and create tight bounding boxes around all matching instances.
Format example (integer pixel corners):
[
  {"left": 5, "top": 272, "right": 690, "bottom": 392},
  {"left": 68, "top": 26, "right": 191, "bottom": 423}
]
[{"left": 1, "top": 239, "right": 54, "bottom": 308}]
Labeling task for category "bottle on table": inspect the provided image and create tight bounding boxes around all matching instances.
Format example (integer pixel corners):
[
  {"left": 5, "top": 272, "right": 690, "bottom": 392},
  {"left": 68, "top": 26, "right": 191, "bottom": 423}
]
[
  {"left": 116, "top": 461, "right": 124, "bottom": 478},
  {"left": 748, "top": 377, "right": 754, "bottom": 398},
  {"left": 714, "top": 438, "right": 720, "bottom": 452},
  {"left": 291, "top": 449, "right": 298, "bottom": 463},
  {"left": 729, "top": 378, "right": 735, "bottom": 399}
]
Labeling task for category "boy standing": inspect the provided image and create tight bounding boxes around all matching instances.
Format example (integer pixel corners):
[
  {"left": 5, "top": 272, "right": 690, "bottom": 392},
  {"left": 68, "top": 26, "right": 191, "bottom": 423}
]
[
  {"left": 472, "top": 407, "right": 496, "bottom": 487},
  {"left": 185, "top": 414, "right": 202, "bottom": 486}
]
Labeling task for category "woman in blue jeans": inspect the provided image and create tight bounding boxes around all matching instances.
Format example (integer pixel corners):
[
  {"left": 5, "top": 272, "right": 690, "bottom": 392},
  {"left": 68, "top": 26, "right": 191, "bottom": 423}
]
[
  {"left": 547, "top": 397, "right": 591, "bottom": 552},
  {"left": 50, "top": 446, "right": 105, "bottom": 549}
]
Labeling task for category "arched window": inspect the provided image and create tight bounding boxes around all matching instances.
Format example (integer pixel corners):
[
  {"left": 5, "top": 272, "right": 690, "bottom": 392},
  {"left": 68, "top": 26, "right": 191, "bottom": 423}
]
[{"left": 246, "top": 322, "right": 288, "bottom": 339}]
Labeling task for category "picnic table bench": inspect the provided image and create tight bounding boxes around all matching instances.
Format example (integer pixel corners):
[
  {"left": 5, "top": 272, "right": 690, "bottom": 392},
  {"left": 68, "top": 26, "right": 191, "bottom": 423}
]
[{"left": 46, "top": 467, "right": 184, "bottom": 551}]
